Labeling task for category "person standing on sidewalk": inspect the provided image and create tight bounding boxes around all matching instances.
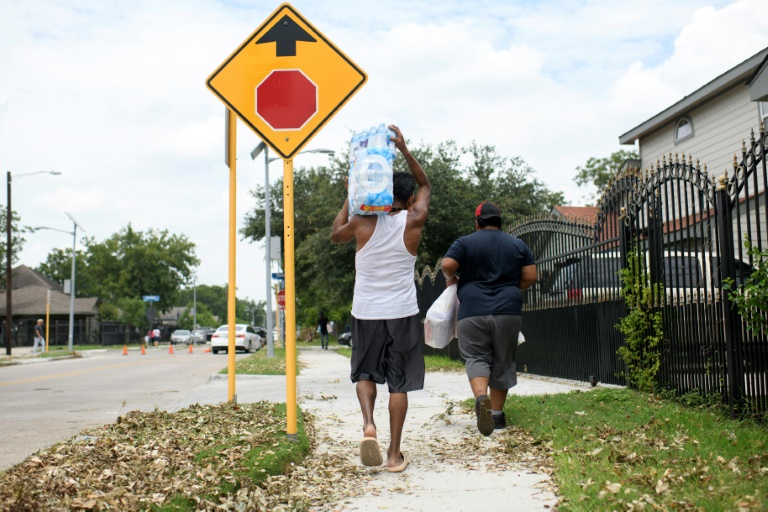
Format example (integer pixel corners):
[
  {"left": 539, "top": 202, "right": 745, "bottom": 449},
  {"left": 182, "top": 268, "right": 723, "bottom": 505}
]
[
  {"left": 441, "top": 201, "right": 537, "bottom": 435},
  {"left": 317, "top": 312, "right": 330, "bottom": 350},
  {"left": 331, "top": 125, "right": 430, "bottom": 473},
  {"left": 32, "top": 319, "right": 45, "bottom": 354}
]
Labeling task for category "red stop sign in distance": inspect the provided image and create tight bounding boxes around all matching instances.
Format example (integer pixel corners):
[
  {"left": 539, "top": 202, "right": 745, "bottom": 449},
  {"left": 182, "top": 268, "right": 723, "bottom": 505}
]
[
  {"left": 277, "top": 290, "right": 286, "bottom": 307},
  {"left": 256, "top": 70, "right": 317, "bottom": 130}
]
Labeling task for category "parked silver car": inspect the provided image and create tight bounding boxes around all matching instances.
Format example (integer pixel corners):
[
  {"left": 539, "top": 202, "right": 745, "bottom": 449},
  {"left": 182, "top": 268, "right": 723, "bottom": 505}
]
[
  {"left": 170, "top": 329, "right": 192, "bottom": 345},
  {"left": 189, "top": 329, "right": 207, "bottom": 344}
]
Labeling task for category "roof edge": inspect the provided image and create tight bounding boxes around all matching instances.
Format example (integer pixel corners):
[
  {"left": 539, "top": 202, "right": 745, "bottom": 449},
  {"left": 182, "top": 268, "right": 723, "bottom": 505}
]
[{"left": 619, "top": 47, "right": 768, "bottom": 145}]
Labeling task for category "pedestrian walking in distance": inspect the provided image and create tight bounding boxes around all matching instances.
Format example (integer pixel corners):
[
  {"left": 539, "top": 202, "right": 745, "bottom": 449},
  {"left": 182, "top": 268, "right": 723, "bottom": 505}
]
[{"left": 32, "top": 319, "right": 45, "bottom": 354}]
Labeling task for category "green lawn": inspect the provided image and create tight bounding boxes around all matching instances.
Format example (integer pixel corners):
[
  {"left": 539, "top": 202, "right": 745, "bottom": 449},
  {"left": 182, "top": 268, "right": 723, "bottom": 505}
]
[
  {"left": 219, "top": 347, "right": 304, "bottom": 375},
  {"left": 502, "top": 388, "right": 768, "bottom": 511}
]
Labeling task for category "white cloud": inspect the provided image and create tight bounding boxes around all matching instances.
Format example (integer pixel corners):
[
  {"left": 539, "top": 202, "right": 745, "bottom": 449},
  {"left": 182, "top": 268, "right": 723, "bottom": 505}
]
[{"left": 1, "top": 0, "right": 767, "bottom": 304}]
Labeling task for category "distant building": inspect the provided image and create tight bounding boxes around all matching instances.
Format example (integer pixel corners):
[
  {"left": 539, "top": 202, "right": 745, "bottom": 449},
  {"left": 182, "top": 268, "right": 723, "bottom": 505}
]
[{"left": 0, "top": 265, "right": 99, "bottom": 347}]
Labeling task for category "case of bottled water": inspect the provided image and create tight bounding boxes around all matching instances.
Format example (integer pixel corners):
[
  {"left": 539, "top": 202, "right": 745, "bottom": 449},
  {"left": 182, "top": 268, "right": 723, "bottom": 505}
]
[{"left": 348, "top": 124, "right": 396, "bottom": 215}]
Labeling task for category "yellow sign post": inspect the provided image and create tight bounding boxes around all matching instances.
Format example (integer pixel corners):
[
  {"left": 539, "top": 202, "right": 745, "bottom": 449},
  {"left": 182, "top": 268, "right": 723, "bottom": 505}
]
[
  {"left": 206, "top": 3, "right": 367, "bottom": 437},
  {"left": 45, "top": 289, "right": 50, "bottom": 353}
]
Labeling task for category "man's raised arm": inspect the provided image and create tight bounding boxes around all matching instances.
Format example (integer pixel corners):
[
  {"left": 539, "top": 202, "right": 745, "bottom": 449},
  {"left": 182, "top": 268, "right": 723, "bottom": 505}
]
[{"left": 388, "top": 125, "right": 430, "bottom": 212}]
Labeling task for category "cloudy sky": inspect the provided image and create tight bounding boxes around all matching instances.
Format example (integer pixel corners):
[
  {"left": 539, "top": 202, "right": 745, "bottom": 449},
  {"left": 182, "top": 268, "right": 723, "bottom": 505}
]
[{"left": 1, "top": 0, "right": 767, "bottom": 305}]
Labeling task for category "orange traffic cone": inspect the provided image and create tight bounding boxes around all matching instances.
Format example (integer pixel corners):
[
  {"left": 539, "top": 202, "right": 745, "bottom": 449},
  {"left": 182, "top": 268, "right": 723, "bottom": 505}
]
[
  {"left": 122, "top": 345, "right": 128, "bottom": 356},
  {"left": 203, "top": 347, "right": 211, "bottom": 353},
  {"left": 169, "top": 344, "right": 174, "bottom": 355},
  {"left": 188, "top": 344, "right": 193, "bottom": 354},
  {"left": 141, "top": 344, "right": 146, "bottom": 355}
]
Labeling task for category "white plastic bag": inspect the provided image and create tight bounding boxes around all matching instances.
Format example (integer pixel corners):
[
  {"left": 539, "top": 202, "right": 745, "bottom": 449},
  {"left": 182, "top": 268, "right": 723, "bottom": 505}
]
[
  {"left": 518, "top": 331, "right": 526, "bottom": 346},
  {"left": 424, "top": 285, "right": 458, "bottom": 349}
]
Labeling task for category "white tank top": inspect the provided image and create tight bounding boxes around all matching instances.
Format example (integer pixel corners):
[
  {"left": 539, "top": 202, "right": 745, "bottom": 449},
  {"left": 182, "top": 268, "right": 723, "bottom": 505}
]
[{"left": 352, "top": 211, "right": 419, "bottom": 320}]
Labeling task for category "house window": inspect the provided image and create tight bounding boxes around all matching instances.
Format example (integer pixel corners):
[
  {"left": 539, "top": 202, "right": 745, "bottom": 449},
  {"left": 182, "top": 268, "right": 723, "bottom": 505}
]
[
  {"left": 759, "top": 102, "right": 768, "bottom": 128},
  {"left": 674, "top": 116, "right": 693, "bottom": 143}
]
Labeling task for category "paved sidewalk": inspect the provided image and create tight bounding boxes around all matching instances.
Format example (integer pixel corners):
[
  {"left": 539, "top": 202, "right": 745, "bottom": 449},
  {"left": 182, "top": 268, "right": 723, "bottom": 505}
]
[{"left": 168, "top": 346, "right": 599, "bottom": 511}]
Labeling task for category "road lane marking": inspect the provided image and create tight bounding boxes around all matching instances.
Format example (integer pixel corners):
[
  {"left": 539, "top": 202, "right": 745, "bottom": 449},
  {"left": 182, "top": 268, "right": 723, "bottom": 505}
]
[{"left": 0, "top": 360, "right": 157, "bottom": 388}]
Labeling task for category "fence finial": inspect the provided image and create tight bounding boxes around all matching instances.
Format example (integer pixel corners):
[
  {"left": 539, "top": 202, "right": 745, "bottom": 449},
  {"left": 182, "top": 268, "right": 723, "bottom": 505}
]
[{"left": 717, "top": 172, "right": 727, "bottom": 191}]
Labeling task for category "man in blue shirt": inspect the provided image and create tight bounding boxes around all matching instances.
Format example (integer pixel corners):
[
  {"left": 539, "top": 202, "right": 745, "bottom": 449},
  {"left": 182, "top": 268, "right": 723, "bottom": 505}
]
[
  {"left": 441, "top": 201, "right": 537, "bottom": 435},
  {"left": 33, "top": 319, "right": 45, "bottom": 354}
]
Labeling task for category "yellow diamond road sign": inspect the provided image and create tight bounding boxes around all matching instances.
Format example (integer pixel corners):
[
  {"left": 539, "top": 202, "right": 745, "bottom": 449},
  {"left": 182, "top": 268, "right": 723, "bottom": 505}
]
[{"left": 206, "top": 3, "right": 367, "bottom": 159}]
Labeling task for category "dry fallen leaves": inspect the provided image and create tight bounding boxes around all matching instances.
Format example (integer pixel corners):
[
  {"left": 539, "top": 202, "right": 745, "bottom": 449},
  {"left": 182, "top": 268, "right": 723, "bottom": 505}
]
[{"left": 0, "top": 402, "right": 367, "bottom": 511}]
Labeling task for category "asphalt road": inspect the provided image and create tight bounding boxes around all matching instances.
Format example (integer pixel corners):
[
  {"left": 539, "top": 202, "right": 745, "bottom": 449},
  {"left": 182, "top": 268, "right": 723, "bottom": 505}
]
[{"left": 0, "top": 346, "right": 248, "bottom": 472}]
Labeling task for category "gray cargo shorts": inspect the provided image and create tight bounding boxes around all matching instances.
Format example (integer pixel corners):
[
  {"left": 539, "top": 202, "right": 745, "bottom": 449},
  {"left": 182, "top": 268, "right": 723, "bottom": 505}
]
[{"left": 457, "top": 314, "right": 522, "bottom": 390}]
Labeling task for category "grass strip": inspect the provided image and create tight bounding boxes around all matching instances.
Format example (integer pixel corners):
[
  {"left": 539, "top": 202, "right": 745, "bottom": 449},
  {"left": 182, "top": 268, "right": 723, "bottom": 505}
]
[
  {"left": 504, "top": 388, "right": 768, "bottom": 511},
  {"left": 220, "top": 348, "right": 299, "bottom": 375},
  {"left": 423, "top": 354, "right": 464, "bottom": 372}
]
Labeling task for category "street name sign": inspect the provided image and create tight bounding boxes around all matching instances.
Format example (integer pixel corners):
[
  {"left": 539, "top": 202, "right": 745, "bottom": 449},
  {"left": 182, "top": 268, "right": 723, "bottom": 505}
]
[
  {"left": 272, "top": 272, "right": 285, "bottom": 280},
  {"left": 142, "top": 295, "right": 160, "bottom": 302},
  {"left": 206, "top": 3, "right": 367, "bottom": 159}
]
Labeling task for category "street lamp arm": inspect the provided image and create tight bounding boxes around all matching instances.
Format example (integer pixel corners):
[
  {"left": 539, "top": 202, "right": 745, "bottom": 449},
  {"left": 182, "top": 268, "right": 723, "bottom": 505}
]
[
  {"left": 34, "top": 226, "right": 75, "bottom": 235},
  {"left": 267, "top": 148, "right": 335, "bottom": 164},
  {"left": 12, "top": 170, "right": 61, "bottom": 180}
]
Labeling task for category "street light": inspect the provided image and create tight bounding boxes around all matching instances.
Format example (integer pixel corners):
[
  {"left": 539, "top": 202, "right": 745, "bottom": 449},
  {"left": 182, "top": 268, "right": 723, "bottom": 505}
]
[
  {"left": 267, "top": 148, "right": 335, "bottom": 164},
  {"left": 34, "top": 211, "right": 84, "bottom": 352},
  {"left": 192, "top": 275, "right": 197, "bottom": 330},
  {"left": 250, "top": 144, "right": 335, "bottom": 358},
  {"left": 5, "top": 170, "right": 61, "bottom": 356}
]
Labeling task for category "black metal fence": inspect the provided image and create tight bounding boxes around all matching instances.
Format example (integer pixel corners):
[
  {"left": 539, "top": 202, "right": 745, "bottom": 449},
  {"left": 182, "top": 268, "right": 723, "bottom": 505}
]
[
  {"left": 416, "top": 125, "right": 768, "bottom": 419},
  {"left": 8, "top": 317, "right": 96, "bottom": 347}
]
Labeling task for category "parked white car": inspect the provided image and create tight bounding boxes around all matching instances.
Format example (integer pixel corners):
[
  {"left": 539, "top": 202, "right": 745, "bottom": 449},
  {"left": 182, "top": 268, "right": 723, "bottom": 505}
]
[{"left": 210, "top": 324, "right": 263, "bottom": 354}]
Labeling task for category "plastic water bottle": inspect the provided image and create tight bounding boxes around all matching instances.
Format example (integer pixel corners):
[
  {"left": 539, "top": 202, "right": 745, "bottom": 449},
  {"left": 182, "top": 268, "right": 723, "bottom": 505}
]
[{"left": 348, "top": 123, "right": 395, "bottom": 215}]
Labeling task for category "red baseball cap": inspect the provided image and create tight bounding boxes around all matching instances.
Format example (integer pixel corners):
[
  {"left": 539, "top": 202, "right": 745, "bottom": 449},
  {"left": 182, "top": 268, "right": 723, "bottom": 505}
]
[{"left": 475, "top": 201, "right": 502, "bottom": 220}]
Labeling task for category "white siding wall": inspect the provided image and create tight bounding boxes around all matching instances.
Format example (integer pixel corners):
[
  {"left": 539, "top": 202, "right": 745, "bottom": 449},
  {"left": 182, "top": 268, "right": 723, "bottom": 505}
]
[
  {"left": 639, "top": 86, "right": 762, "bottom": 177},
  {"left": 636, "top": 86, "right": 767, "bottom": 261}
]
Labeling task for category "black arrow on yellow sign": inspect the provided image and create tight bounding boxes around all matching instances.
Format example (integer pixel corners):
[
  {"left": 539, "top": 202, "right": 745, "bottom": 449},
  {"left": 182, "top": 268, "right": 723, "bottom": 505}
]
[{"left": 256, "top": 15, "right": 317, "bottom": 57}]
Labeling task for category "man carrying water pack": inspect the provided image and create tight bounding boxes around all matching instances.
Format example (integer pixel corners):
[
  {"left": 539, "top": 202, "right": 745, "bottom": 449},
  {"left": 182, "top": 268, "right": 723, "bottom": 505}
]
[{"left": 331, "top": 125, "right": 430, "bottom": 473}]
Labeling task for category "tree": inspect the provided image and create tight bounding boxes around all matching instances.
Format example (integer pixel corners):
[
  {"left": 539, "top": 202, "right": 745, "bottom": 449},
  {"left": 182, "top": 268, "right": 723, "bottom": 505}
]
[
  {"left": 573, "top": 149, "right": 639, "bottom": 203},
  {"left": 37, "top": 225, "right": 199, "bottom": 313},
  {"left": 176, "top": 302, "right": 217, "bottom": 330},
  {"left": 36, "top": 247, "right": 92, "bottom": 291},
  {"left": 0, "top": 208, "right": 31, "bottom": 288},
  {"left": 177, "top": 285, "right": 265, "bottom": 327},
  {"left": 241, "top": 139, "right": 562, "bottom": 328},
  {"left": 117, "top": 297, "right": 151, "bottom": 330}
]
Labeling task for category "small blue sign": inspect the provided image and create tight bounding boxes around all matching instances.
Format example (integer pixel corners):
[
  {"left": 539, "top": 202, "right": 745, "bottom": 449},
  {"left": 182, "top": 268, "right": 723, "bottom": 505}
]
[
  {"left": 143, "top": 295, "right": 160, "bottom": 302},
  {"left": 271, "top": 273, "right": 285, "bottom": 280}
]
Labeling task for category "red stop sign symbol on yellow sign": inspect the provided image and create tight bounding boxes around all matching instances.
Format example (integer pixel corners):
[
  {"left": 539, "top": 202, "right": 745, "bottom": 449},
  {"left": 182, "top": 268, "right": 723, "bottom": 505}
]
[
  {"left": 206, "top": 3, "right": 367, "bottom": 159},
  {"left": 256, "top": 70, "right": 317, "bottom": 130}
]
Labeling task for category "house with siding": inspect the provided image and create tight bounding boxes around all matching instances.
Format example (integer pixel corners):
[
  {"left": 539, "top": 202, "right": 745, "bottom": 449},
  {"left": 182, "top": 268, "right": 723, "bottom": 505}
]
[
  {"left": 619, "top": 46, "right": 768, "bottom": 252},
  {"left": 619, "top": 47, "right": 768, "bottom": 175}
]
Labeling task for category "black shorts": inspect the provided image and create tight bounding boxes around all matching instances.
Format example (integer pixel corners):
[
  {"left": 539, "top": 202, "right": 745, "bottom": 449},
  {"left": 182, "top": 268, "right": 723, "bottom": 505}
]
[{"left": 350, "top": 314, "right": 425, "bottom": 393}]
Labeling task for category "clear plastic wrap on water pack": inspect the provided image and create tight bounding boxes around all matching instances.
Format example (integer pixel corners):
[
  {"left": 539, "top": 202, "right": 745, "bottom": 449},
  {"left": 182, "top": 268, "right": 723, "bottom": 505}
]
[{"left": 348, "top": 123, "right": 395, "bottom": 215}]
